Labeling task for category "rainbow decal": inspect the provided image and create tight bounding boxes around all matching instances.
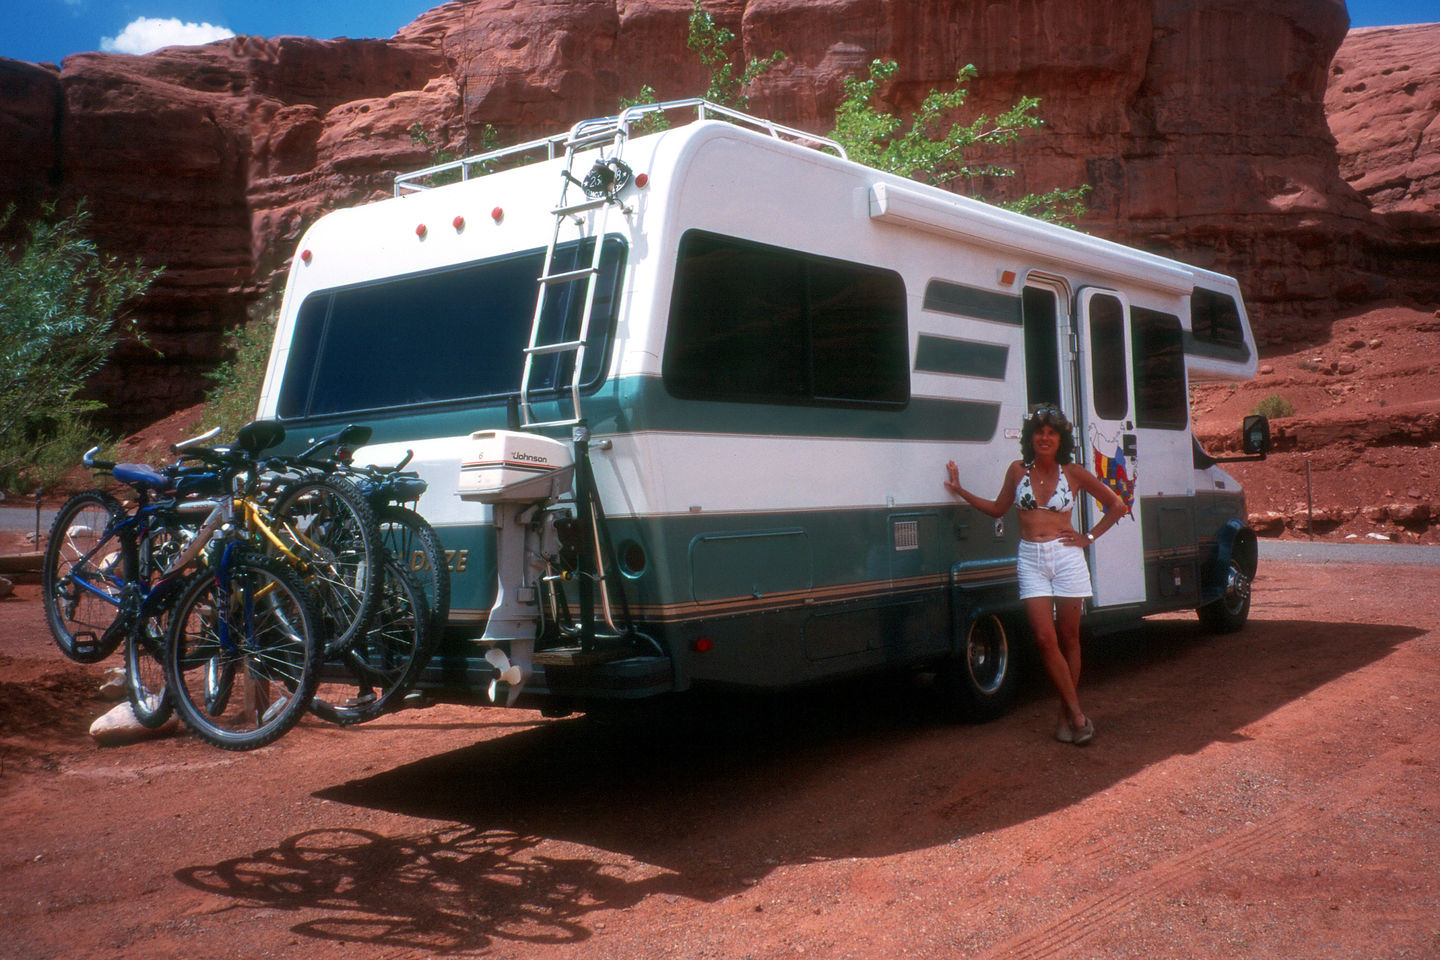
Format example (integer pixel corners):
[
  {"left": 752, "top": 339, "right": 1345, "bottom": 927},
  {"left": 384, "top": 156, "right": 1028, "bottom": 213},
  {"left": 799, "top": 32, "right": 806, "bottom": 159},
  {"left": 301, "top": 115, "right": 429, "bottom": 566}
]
[{"left": 1094, "top": 445, "right": 1135, "bottom": 516}]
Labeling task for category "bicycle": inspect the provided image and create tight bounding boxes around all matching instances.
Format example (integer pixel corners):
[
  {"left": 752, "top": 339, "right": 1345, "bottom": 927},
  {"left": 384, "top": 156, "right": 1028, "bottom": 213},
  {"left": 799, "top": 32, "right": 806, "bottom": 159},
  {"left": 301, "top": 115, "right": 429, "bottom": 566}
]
[
  {"left": 43, "top": 428, "right": 227, "bottom": 726},
  {"left": 44, "top": 421, "right": 330, "bottom": 750},
  {"left": 266, "top": 425, "right": 448, "bottom": 723}
]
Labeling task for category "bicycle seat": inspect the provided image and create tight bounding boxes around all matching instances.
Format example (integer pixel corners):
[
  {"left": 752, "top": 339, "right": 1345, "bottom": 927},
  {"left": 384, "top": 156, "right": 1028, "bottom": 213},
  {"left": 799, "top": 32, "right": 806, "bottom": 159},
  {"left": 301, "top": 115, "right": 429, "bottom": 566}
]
[{"left": 113, "top": 463, "right": 171, "bottom": 492}]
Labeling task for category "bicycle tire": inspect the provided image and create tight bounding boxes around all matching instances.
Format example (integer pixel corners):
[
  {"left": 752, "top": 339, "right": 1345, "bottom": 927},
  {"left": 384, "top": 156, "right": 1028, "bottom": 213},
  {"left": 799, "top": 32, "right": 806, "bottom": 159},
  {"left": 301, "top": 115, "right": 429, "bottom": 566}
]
[
  {"left": 310, "top": 555, "right": 434, "bottom": 726},
  {"left": 269, "top": 475, "right": 382, "bottom": 657},
  {"left": 42, "top": 490, "right": 132, "bottom": 663},
  {"left": 375, "top": 505, "right": 451, "bottom": 634},
  {"left": 164, "top": 548, "right": 322, "bottom": 751},
  {"left": 124, "top": 627, "right": 173, "bottom": 727}
]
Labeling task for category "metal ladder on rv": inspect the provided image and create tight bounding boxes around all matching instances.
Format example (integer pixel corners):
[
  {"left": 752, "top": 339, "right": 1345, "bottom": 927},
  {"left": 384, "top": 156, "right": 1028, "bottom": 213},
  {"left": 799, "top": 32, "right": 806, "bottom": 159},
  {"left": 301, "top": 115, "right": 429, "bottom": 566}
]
[
  {"left": 519, "top": 117, "right": 634, "bottom": 431},
  {"left": 519, "top": 118, "right": 639, "bottom": 656}
]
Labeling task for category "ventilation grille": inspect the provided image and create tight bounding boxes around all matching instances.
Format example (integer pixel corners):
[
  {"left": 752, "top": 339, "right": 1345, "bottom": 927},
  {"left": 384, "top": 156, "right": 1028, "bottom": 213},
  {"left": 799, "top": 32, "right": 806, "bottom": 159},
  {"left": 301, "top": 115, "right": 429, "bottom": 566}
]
[{"left": 893, "top": 519, "right": 919, "bottom": 551}]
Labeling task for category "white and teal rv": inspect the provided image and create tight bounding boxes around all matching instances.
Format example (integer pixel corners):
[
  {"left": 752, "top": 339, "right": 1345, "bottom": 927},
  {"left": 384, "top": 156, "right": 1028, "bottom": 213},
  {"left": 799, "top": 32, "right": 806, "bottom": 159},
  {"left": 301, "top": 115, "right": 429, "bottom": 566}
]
[{"left": 257, "top": 101, "right": 1270, "bottom": 719}]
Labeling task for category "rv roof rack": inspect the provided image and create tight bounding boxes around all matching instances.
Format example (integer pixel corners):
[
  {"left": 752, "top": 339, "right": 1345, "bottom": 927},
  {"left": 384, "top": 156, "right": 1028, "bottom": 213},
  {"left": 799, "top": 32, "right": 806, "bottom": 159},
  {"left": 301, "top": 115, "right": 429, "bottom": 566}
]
[{"left": 394, "top": 99, "right": 847, "bottom": 196}]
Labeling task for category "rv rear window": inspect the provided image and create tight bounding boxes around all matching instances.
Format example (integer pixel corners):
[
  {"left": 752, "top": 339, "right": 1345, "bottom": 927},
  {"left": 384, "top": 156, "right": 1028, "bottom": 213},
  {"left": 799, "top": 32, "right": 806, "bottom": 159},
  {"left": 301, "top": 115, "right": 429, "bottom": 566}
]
[
  {"left": 663, "top": 231, "right": 908, "bottom": 408},
  {"left": 1131, "top": 308, "right": 1188, "bottom": 429},
  {"left": 276, "top": 237, "right": 625, "bottom": 419},
  {"left": 1191, "top": 288, "right": 1244, "bottom": 346}
]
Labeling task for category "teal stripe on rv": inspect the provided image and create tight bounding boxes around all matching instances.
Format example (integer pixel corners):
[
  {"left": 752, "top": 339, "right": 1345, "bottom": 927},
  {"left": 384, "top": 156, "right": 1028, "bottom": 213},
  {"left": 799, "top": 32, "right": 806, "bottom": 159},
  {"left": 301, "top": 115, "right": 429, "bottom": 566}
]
[
  {"left": 291, "top": 376, "right": 1002, "bottom": 447},
  {"left": 914, "top": 335, "right": 1010, "bottom": 380}
]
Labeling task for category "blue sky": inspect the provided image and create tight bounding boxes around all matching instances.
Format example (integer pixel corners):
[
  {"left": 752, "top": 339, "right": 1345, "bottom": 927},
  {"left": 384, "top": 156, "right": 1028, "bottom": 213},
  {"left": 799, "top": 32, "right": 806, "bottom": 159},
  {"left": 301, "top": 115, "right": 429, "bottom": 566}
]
[{"left": 3, "top": 0, "right": 1436, "bottom": 67}]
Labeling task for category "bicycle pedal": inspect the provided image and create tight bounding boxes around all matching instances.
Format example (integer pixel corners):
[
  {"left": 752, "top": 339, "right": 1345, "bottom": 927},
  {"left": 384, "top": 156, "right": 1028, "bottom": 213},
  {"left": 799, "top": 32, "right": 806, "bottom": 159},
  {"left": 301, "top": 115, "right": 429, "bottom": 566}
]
[{"left": 73, "top": 632, "right": 99, "bottom": 657}]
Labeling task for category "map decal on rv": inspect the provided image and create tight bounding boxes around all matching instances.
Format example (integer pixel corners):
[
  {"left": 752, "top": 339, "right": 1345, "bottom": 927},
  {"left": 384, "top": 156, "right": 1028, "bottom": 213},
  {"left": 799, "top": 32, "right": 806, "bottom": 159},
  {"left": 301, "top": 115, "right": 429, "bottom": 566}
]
[{"left": 1091, "top": 427, "right": 1136, "bottom": 517}]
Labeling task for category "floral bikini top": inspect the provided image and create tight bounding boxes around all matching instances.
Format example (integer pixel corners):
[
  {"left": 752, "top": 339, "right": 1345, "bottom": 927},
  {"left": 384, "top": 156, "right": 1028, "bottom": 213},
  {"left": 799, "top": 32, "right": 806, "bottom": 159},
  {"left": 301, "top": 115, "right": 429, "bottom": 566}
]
[{"left": 1016, "top": 464, "right": 1074, "bottom": 513}]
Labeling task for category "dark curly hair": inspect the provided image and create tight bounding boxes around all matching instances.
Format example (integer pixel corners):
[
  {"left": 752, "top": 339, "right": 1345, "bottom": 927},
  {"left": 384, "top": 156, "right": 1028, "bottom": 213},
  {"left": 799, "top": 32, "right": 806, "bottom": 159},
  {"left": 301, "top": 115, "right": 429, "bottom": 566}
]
[{"left": 1020, "top": 403, "right": 1075, "bottom": 464}]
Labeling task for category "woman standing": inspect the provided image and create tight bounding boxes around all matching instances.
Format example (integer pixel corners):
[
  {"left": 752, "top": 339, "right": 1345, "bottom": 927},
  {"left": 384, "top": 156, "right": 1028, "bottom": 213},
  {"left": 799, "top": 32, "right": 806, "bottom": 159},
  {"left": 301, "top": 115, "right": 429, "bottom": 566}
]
[{"left": 943, "top": 404, "right": 1127, "bottom": 745}]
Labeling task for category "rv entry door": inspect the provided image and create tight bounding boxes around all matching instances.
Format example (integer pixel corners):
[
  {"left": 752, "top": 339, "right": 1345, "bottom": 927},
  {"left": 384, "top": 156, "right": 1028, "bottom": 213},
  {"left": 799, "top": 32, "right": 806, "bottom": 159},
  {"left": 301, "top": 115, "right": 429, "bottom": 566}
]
[{"left": 1075, "top": 288, "right": 1145, "bottom": 607}]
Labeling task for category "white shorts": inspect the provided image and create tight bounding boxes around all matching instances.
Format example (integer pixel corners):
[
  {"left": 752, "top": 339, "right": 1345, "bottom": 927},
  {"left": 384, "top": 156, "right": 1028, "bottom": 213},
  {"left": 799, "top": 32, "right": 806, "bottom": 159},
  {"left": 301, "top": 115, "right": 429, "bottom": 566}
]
[{"left": 1017, "top": 539, "right": 1094, "bottom": 600}]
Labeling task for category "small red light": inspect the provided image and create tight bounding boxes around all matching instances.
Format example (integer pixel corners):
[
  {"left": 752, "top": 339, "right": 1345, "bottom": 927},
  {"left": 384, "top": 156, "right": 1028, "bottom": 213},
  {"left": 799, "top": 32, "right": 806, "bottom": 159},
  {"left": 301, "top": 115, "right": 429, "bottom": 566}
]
[
  {"left": 999, "top": 269, "right": 1017, "bottom": 286},
  {"left": 453, "top": 215, "right": 465, "bottom": 231},
  {"left": 416, "top": 223, "right": 428, "bottom": 238},
  {"left": 635, "top": 173, "right": 649, "bottom": 188},
  {"left": 692, "top": 637, "right": 714, "bottom": 653},
  {"left": 491, "top": 206, "right": 504, "bottom": 223},
  {"left": 300, "top": 249, "right": 312, "bottom": 264}
]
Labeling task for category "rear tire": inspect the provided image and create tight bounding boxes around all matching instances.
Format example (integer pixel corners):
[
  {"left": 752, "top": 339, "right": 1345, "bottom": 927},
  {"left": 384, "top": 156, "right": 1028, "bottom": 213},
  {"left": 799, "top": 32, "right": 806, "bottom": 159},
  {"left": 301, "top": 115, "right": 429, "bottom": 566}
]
[
  {"left": 270, "top": 476, "right": 382, "bottom": 656},
  {"left": 42, "top": 491, "right": 131, "bottom": 663},
  {"left": 310, "top": 556, "right": 433, "bottom": 725},
  {"left": 936, "top": 612, "right": 1017, "bottom": 722},
  {"left": 375, "top": 505, "right": 451, "bottom": 633}
]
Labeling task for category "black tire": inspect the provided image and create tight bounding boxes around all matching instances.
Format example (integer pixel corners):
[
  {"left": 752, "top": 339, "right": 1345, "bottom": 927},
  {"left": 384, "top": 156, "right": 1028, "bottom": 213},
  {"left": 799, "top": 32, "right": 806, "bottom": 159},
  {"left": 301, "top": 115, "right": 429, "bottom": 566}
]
[
  {"left": 375, "top": 505, "right": 451, "bottom": 634},
  {"left": 270, "top": 476, "right": 382, "bottom": 657},
  {"left": 124, "top": 627, "right": 173, "bottom": 728},
  {"left": 42, "top": 491, "right": 132, "bottom": 663},
  {"left": 164, "top": 549, "right": 322, "bottom": 751},
  {"left": 1198, "top": 555, "right": 1253, "bottom": 633},
  {"left": 123, "top": 510, "right": 202, "bottom": 727},
  {"left": 310, "top": 556, "right": 434, "bottom": 725},
  {"left": 936, "top": 612, "right": 1018, "bottom": 722}
]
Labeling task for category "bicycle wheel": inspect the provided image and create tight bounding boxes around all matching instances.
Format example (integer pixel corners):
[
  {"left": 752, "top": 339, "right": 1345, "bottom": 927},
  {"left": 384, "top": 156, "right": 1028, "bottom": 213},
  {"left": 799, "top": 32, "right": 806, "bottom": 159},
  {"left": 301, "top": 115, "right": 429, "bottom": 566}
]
[
  {"left": 124, "top": 626, "right": 173, "bottom": 727},
  {"left": 270, "top": 476, "right": 382, "bottom": 656},
  {"left": 310, "top": 555, "right": 434, "bottom": 725},
  {"left": 375, "top": 505, "right": 451, "bottom": 634},
  {"left": 124, "top": 511, "right": 200, "bottom": 727},
  {"left": 165, "top": 549, "right": 321, "bottom": 750},
  {"left": 42, "top": 491, "right": 132, "bottom": 663}
]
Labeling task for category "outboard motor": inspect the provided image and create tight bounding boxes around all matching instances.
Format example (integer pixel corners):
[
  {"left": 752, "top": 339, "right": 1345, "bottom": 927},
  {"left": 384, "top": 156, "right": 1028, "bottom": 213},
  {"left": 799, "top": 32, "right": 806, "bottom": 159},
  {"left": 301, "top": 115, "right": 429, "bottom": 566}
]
[{"left": 458, "top": 430, "right": 575, "bottom": 704}]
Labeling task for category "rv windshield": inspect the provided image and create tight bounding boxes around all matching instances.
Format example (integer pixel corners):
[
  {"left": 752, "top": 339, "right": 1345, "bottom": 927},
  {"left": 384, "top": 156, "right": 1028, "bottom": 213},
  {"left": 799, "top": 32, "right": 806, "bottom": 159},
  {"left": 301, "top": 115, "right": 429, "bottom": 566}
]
[{"left": 276, "top": 237, "right": 625, "bottom": 419}]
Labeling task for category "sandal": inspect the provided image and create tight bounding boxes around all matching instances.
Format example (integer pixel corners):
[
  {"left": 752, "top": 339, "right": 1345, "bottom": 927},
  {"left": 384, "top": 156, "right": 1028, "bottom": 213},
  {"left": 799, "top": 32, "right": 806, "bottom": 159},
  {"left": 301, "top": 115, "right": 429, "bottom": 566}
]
[
  {"left": 1054, "top": 720, "right": 1074, "bottom": 743},
  {"left": 1071, "top": 717, "right": 1095, "bottom": 745}
]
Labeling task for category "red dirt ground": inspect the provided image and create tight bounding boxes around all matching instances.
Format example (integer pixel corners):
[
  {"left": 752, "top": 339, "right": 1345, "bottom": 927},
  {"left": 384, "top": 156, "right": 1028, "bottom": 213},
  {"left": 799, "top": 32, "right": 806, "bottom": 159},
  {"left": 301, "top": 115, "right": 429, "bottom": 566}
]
[{"left": 2, "top": 557, "right": 1439, "bottom": 960}]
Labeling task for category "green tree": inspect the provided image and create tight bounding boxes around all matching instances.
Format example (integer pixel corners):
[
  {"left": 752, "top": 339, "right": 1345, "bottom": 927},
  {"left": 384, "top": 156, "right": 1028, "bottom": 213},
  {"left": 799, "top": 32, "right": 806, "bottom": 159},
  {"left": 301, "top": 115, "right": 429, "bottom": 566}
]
[
  {"left": 830, "top": 59, "right": 1089, "bottom": 223},
  {"left": 686, "top": 1, "right": 784, "bottom": 110},
  {"left": 619, "top": 1, "right": 785, "bottom": 127},
  {"left": 0, "top": 202, "right": 160, "bottom": 491}
]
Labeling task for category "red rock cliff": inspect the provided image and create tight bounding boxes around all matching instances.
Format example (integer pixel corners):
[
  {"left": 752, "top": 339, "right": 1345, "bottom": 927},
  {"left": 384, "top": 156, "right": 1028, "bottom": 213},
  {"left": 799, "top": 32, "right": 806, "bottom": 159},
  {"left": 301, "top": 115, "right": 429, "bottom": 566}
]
[{"left": 0, "top": 0, "right": 1433, "bottom": 432}]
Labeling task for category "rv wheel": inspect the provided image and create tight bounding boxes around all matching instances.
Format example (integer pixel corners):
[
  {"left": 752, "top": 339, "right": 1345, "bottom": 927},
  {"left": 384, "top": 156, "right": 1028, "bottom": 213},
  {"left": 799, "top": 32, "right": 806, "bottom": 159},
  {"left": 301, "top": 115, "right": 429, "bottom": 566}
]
[
  {"left": 1198, "top": 555, "right": 1252, "bottom": 633},
  {"left": 938, "top": 612, "right": 1017, "bottom": 722}
]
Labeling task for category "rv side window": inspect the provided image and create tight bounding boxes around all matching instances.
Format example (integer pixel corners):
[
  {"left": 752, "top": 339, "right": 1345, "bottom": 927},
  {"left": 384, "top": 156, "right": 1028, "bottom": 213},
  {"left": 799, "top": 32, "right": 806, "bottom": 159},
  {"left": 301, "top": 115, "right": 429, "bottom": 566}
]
[
  {"left": 276, "top": 238, "right": 625, "bottom": 419},
  {"left": 1191, "top": 288, "right": 1244, "bottom": 347},
  {"left": 1088, "top": 294, "right": 1128, "bottom": 420},
  {"left": 663, "top": 230, "right": 908, "bottom": 408},
  {"left": 1131, "top": 308, "right": 1188, "bottom": 429}
]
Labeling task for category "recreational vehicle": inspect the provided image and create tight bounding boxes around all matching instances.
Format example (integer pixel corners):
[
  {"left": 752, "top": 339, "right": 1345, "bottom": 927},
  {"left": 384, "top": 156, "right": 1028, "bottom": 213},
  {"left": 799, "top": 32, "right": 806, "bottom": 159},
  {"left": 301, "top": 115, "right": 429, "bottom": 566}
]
[{"left": 257, "top": 100, "right": 1270, "bottom": 719}]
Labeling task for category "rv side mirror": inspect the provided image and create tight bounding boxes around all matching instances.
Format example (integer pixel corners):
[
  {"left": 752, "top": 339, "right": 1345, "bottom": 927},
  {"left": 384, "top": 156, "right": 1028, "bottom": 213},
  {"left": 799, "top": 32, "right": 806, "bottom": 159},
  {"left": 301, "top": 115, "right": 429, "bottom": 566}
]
[{"left": 1241, "top": 415, "right": 1271, "bottom": 456}]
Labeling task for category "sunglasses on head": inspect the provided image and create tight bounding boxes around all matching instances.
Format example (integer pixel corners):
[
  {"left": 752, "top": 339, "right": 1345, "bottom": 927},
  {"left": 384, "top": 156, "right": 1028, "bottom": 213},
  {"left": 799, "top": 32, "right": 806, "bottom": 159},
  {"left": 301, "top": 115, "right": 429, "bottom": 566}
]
[{"left": 1027, "top": 405, "right": 1070, "bottom": 428}]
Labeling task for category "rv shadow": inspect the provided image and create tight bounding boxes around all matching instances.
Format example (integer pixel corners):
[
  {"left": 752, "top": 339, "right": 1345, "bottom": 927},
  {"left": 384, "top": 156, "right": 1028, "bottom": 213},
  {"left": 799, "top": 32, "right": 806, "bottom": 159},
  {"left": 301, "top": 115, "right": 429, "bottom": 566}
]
[{"left": 178, "top": 615, "right": 1415, "bottom": 953}]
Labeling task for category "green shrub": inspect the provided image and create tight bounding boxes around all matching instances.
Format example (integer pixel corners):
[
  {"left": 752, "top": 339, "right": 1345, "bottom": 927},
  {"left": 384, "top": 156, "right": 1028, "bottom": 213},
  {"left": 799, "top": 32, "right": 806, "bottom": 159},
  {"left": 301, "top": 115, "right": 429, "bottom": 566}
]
[
  {"left": 202, "top": 313, "right": 277, "bottom": 441},
  {"left": 1252, "top": 393, "right": 1295, "bottom": 418},
  {"left": 0, "top": 201, "right": 160, "bottom": 492}
]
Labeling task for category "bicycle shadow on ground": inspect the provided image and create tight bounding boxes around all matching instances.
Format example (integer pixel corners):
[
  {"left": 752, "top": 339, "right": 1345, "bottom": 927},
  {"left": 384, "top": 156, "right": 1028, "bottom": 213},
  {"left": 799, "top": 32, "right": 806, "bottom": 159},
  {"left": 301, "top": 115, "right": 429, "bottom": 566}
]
[{"left": 174, "top": 615, "right": 1423, "bottom": 954}]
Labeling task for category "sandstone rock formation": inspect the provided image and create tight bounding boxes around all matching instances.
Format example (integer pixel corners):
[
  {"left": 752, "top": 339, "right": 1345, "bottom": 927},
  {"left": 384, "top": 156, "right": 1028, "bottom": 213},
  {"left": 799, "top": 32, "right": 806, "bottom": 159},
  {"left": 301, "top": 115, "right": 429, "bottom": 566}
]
[
  {"left": 0, "top": 1, "right": 1437, "bottom": 434},
  {"left": 1326, "top": 23, "right": 1440, "bottom": 307}
]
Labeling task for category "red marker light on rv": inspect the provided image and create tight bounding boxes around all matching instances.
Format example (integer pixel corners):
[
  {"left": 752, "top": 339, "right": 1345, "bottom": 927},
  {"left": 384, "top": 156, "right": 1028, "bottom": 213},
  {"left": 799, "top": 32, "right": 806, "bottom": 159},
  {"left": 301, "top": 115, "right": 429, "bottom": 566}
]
[
  {"left": 635, "top": 173, "right": 649, "bottom": 188},
  {"left": 692, "top": 637, "right": 714, "bottom": 653},
  {"left": 415, "top": 223, "right": 428, "bottom": 238},
  {"left": 300, "top": 249, "right": 312, "bottom": 264},
  {"left": 453, "top": 215, "right": 466, "bottom": 231},
  {"left": 491, "top": 206, "right": 504, "bottom": 223}
]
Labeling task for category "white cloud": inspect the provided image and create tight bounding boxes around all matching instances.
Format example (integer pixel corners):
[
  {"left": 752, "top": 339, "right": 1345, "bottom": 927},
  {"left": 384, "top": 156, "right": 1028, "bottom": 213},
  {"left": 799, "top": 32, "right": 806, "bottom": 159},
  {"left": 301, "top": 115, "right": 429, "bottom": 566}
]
[{"left": 100, "top": 17, "right": 234, "bottom": 55}]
